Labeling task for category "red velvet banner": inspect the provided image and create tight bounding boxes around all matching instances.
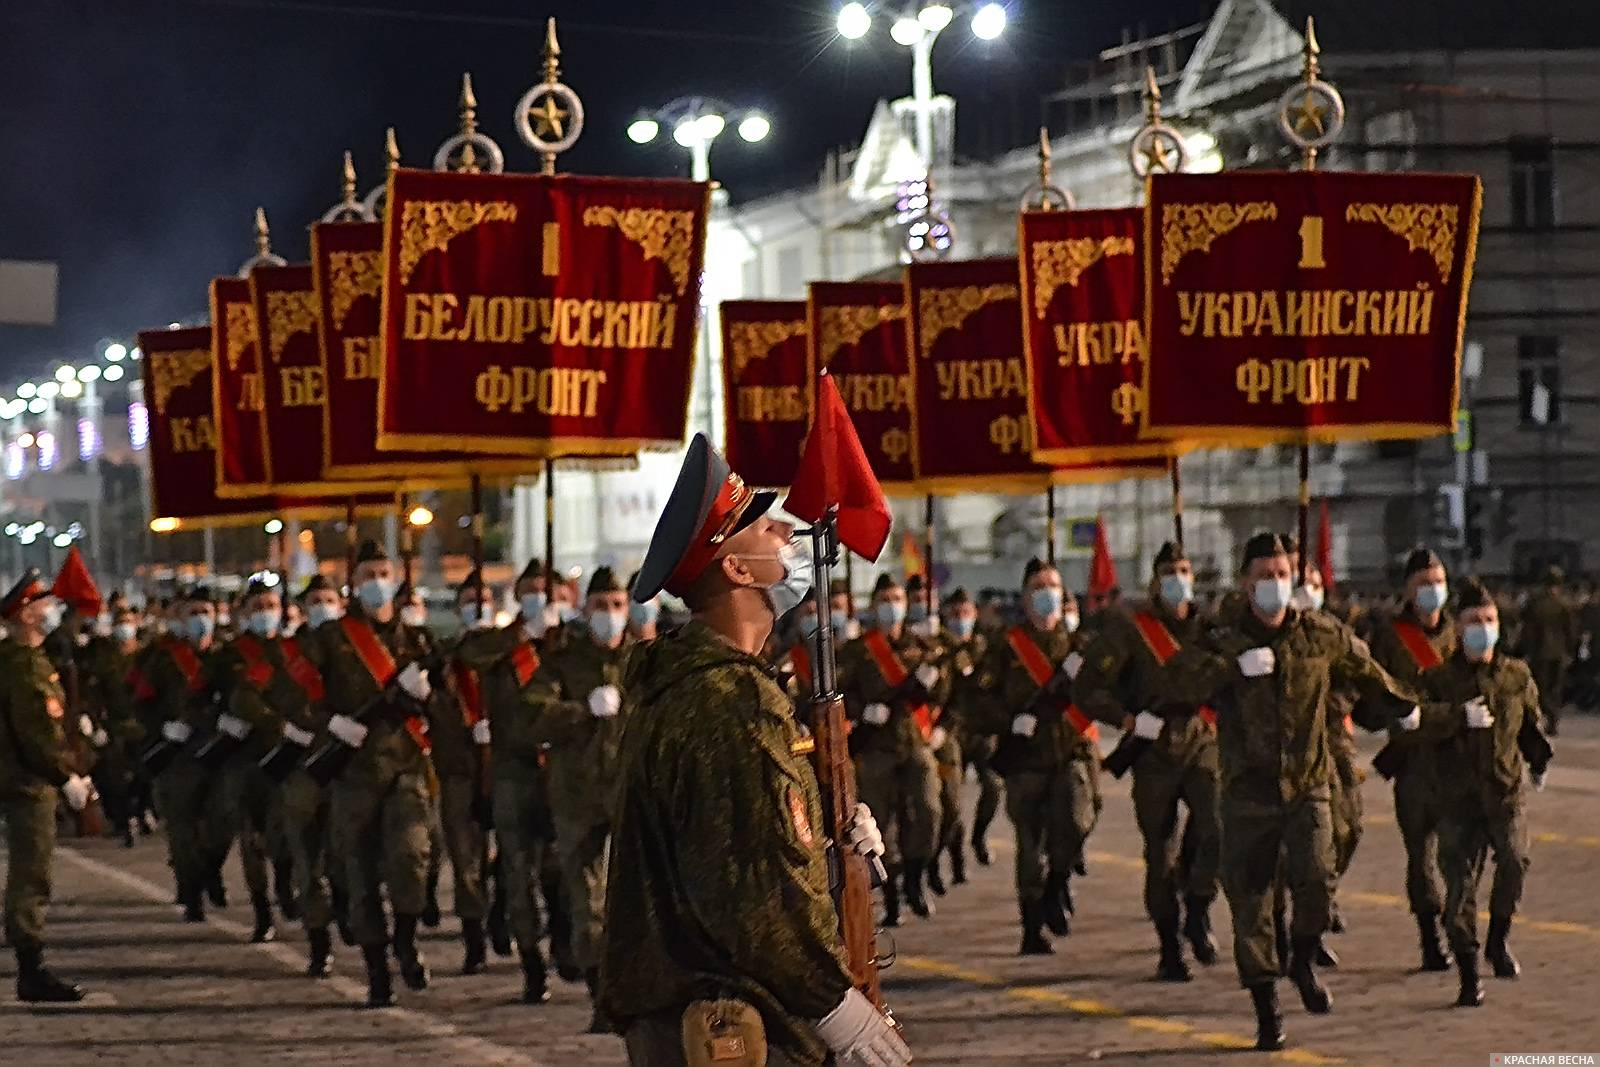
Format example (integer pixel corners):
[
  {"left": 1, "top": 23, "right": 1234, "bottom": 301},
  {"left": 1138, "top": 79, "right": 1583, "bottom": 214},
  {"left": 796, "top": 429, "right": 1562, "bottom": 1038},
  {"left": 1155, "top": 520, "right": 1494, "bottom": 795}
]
[
  {"left": 1143, "top": 170, "right": 1481, "bottom": 445},
  {"left": 1019, "top": 208, "right": 1173, "bottom": 465},
  {"left": 209, "top": 276, "right": 273, "bottom": 498},
  {"left": 719, "top": 300, "right": 808, "bottom": 490},
  {"left": 377, "top": 167, "right": 710, "bottom": 457},
  {"left": 806, "top": 281, "right": 916, "bottom": 495}
]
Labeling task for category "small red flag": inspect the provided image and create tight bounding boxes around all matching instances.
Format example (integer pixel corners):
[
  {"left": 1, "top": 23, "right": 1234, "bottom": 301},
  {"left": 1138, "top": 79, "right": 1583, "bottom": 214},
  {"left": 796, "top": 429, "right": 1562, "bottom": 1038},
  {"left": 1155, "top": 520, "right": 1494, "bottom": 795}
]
[
  {"left": 52, "top": 546, "right": 103, "bottom": 617},
  {"left": 1088, "top": 515, "right": 1118, "bottom": 599},
  {"left": 783, "top": 373, "right": 892, "bottom": 562},
  {"left": 901, "top": 532, "right": 925, "bottom": 580},
  {"left": 1317, "top": 499, "right": 1336, "bottom": 596}
]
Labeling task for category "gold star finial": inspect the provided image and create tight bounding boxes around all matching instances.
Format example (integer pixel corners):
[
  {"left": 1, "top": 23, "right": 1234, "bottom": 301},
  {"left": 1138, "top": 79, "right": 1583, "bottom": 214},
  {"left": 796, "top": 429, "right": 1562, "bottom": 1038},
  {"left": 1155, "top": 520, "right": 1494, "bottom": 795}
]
[
  {"left": 530, "top": 94, "right": 568, "bottom": 140},
  {"left": 1288, "top": 89, "right": 1327, "bottom": 138}
]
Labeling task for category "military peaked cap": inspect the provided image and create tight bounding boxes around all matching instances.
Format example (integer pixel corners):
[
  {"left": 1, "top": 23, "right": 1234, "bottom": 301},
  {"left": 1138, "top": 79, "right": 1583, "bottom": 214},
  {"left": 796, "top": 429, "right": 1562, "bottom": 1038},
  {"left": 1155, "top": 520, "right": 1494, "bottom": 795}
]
[{"left": 1, "top": 568, "right": 51, "bottom": 620}]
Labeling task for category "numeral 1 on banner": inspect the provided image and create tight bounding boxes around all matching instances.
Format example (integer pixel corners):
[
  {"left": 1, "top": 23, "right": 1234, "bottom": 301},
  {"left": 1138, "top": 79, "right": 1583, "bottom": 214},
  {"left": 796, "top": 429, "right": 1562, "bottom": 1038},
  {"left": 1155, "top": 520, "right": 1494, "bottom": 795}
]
[{"left": 1298, "top": 216, "right": 1326, "bottom": 269}]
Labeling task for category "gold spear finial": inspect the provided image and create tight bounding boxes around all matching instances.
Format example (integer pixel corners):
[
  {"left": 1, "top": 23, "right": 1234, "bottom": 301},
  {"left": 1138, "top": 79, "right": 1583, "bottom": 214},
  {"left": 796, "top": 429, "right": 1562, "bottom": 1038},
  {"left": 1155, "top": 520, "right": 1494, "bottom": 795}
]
[
  {"left": 340, "top": 151, "right": 358, "bottom": 204},
  {"left": 1143, "top": 65, "right": 1162, "bottom": 123},
  {"left": 543, "top": 17, "right": 561, "bottom": 84},
  {"left": 457, "top": 74, "right": 480, "bottom": 172},
  {"left": 253, "top": 207, "right": 271, "bottom": 257},
  {"left": 1303, "top": 16, "right": 1321, "bottom": 82},
  {"left": 1036, "top": 126, "right": 1051, "bottom": 189}
]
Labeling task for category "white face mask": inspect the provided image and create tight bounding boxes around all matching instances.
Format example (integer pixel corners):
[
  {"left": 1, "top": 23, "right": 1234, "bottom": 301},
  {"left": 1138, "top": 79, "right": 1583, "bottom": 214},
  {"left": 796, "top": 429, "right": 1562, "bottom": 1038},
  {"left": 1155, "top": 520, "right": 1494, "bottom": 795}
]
[
  {"left": 37, "top": 600, "right": 65, "bottom": 636},
  {"left": 742, "top": 540, "right": 815, "bottom": 620},
  {"left": 306, "top": 602, "right": 343, "bottom": 628},
  {"left": 588, "top": 609, "right": 626, "bottom": 645},
  {"left": 400, "top": 605, "right": 427, "bottom": 628},
  {"left": 461, "top": 601, "right": 495, "bottom": 630},
  {"left": 113, "top": 622, "right": 140, "bottom": 644},
  {"left": 1253, "top": 577, "right": 1293, "bottom": 616},
  {"left": 1291, "top": 585, "right": 1325, "bottom": 612},
  {"left": 245, "top": 610, "right": 278, "bottom": 639}
]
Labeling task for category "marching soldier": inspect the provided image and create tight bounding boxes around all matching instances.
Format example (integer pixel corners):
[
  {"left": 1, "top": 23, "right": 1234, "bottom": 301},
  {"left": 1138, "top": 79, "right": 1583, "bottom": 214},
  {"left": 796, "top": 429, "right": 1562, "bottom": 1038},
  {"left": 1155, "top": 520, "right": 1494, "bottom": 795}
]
[
  {"left": 2, "top": 571, "right": 94, "bottom": 1002},
  {"left": 599, "top": 434, "right": 905, "bottom": 1067},
  {"left": 1075, "top": 542, "right": 1221, "bottom": 981},
  {"left": 77, "top": 598, "right": 145, "bottom": 847},
  {"left": 983, "top": 559, "right": 1099, "bottom": 955},
  {"left": 932, "top": 587, "right": 986, "bottom": 889},
  {"left": 522, "top": 565, "right": 634, "bottom": 1028},
  {"left": 1157, "top": 532, "right": 1420, "bottom": 1051},
  {"left": 321, "top": 541, "right": 437, "bottom": 1007},
  {"left": 838, "top": 572, "right": 946, "bottom": 924},
  {"left": 1519, "top": 565, "right": 1574, "bottom": 736},
  {"left": 1368, "top": 547, "right": 1457, "bottom": 972},
  {"left": 1416, "top": 577, "right": 1553, "bottom": 1007}
]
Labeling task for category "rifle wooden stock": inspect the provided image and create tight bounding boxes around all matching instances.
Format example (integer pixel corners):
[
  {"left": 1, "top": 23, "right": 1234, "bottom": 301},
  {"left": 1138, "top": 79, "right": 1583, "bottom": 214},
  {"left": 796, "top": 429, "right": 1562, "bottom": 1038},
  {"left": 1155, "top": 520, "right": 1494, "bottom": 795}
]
[{"left": 809, "top": 690, "right": 883, "bottom": 1011}]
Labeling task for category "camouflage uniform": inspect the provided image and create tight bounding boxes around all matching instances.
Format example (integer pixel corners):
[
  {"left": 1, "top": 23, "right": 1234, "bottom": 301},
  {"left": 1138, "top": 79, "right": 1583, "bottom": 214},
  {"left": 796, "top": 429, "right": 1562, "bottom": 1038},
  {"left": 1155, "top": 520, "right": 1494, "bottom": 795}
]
[
  {"left": 1519, "top": 586, "right": 1573, "bottom": 734},
  {"left": 75, "top": 635, "right": 141, "bottom": 840},
  {"left": 0, "top": 639, "right": 73, "bottom": 954},
  {"left": 432, "top": 637, "right": 489, "bottom": 931},
  {"left": 599, "top": 621, "right": 853, "bottom": 1066},
  {"left": 932, "top": 627, "right": 989, "bottom": 881}
]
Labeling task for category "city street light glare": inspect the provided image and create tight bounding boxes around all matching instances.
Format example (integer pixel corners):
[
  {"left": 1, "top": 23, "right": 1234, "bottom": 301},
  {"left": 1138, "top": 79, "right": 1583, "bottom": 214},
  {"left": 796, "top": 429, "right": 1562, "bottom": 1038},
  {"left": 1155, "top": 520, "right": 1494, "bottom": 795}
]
[
  {"left": 837, "top": 2, "right": 870, "bottom": 39},
  {"left": 672, "top": 119, "right": 701, "bottom": 147},
  {"left": 79, "top": 364, "right": 101, "bottom": 383},
  {"left": 408, "top": 505, "right": 434, "bottom": 527},
  {"left": 890, "top": 16, "right": 924, "bottom": 45},
  {"left": 627, "top": 117, "right": 660, "bottom": 144},
  {"left": 738, "top": 113, "right": 771, "bottom": 143},
  {"left": 38, "top": 382, "right": 60, "bottom": 400},
  {"left": 104, "top": 342, "right": 127, "bottom": 362},
  {"left": 971, "top": 2, "right": 1007, "bottom": 39},
  {"left": 264, "top": 518, "right": 285, "bottom": 535},
  {"left": 55, "top": 365, "right": 75, "bottom": 382},
  {"left": 150, "top": 517, "right": 180, "bottom": 533},
  {"left": 16, "top": 382, "right": 35, "bottom": 399},
  {"left": 104, "top": 364, "right": 126, "bottom": 382},
  {"left": 17, "top": 432, "right": 34, "bottom": 448},
  {"left": 918, "top": 4, "right": 954, "bottom": 33},
  {"left": 60, "top": 380, "right": 83, "bottom": 399},
  {"left": 696, "top": 113, "right": 726, "bottom": 140},
  {"left": 27, "top": 398, "right": 47, "bottom": 414},
  {"left": 53, "top": 533, "right": 72, "bottom": 548},
  {"left": 2, "top": 523, "right": 15, "bottom": 536}
]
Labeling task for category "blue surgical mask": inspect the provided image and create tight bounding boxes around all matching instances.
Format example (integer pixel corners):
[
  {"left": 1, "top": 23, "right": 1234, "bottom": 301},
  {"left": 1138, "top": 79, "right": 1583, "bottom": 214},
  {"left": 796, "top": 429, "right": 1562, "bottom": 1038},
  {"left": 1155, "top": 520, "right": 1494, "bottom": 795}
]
[
  {"left": 629, "top": 600, "right": 660, "bottom": 629},
  {"left": 356, "top": 578, "right": 398, "bottom": 613},
  {"left": 558, "top": 604, "right": 581, "bottom": 624},
  {"left": 1253, "top": 577, "right": 1292, "bottom": 616},
  {"left": 520, "top": 592, "right": 547, "bottom": 621},
  {"left": 1028, "top": 587, "right": 1063, "bottom": 621},
  {"left": 589, "top": 609, "right": 626, "bottom": 645},
  {"left": 1414, "top": 581, "right": 1448, "bottom": 614},
  {"left": 1462, "top": 621, "right": 1499, "bottom": 658},
  {"left": 461, "top": 602, "right": 494, "bottom": 630},
  {"left": 949, "top": 616, "right": 976, "bottom": 639},
  {"left": 908, "top": 603, "right": 929, "bottom": 624},
  {"left": 185, "top": 613, "right": 215, "bottom": 643},
  {"left": 306, "top": 602, "right": 342, "bottom": 629},
  {"left": 830, "top": 609, "right": 851, "bottom": 632},
  {"left": 113, "top": 622, "right": 140, "bottom": 644},
  {"left": 245, "top": 610, "right": 278, "bottom": 639},
  {"left": 1159, "top": 573, "right": 1194, "bottom": 610},
  {"left": 876, "top": 600, "right": 907, "bottom": 630}
]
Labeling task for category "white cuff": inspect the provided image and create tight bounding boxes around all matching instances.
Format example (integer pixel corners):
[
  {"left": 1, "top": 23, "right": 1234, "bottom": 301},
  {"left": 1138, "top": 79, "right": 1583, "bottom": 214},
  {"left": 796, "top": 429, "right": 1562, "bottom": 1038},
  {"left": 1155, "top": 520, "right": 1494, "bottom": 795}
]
[
  {"left": 216, "top": 713, "right": 251, "bottom": 740},
  {"left": 471, "top": 718, "right": 492, "bottom": 745},
  {"left": 281, "top": 722, "right": 315, "bottom": 747},
  {"left": 161, "top": 720, "right": 193, "bottom": 745}
]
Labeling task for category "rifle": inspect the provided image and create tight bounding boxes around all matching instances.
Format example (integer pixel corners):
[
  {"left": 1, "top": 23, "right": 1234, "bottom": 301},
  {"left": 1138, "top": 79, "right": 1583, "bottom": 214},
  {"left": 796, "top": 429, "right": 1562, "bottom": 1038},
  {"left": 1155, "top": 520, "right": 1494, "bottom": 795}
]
[
  {"left": 805, "top": 509, "right": 890, "bottom": 1016},
  {"left": 990, "top": 665, "right": 1074, "bottom": 778},
  {"left": 302, "top": 649, "right": 441, "bottom": 788}
]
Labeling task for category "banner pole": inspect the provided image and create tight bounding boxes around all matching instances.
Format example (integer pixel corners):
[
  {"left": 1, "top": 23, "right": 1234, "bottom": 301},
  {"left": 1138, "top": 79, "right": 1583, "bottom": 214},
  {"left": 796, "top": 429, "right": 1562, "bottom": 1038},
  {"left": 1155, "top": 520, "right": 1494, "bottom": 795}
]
[
  {"left": 923, "top": 493, "right": 936, "bottom": 609},
  {"left": 470, "top": 473, "right": 485, "bottom": 595},
  {"left": 1293, "top": 20, "right": 1321, "bottom": 583},
  {"left": 1045, "top": 487, "right": 1057, "bottom": 565},
  {"left": 1169, "top": 455, "right": 1184, "bottom": 548},
  {"left": 544, "top": 458, "right": 556, "bottom": 591},
  {"left": 398, "top": 492, "right": 415, "bottom": 589},
  {"left": 344, "top": 498, "right": 358, "bottom": 591}
]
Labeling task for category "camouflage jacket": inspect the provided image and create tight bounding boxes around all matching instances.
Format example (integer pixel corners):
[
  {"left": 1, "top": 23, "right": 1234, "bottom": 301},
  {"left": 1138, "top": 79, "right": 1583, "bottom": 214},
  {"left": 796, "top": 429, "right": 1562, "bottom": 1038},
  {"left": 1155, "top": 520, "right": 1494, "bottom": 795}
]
[
  {"left": 75, "top": 636, "right": 141, "bottom": 749},
  {"left": 523, "top": 629, "right": 632, "bottom": 826},
  {"left": 1418, "top": 651, "right": 1551, "bottom": 807},
  {"left": 980, "top": 622, "right": 1094, "bottom": 772},
  {"left": 129, "top": 636, "right": 218, "bottom": 740},
  {"left": 598, "top": 621, "right": 851, "bottom": 1065},
  {"left": 837, "top": 626, "right": 949, "bottom": 760},
  {"left": 1519, "top": 589, "right": 1574, "bottom": 662},
  {"left": 933, "top": 630, "right": 991, "bottom": 743},
  {"left": 316, "top": 611, "right": 434, "bottom": 786},
  {"left": 213, "top": 632, "right": 326, "bottom": 762},
  {"left": 1369, "top": 608, "right": 1456, "bottom": 780},
  {"left": 452, "top": 625, "right": 545, "bottom": 782},
  {"left": 0, "top": 638, "right": 73, "bottom": 797}
]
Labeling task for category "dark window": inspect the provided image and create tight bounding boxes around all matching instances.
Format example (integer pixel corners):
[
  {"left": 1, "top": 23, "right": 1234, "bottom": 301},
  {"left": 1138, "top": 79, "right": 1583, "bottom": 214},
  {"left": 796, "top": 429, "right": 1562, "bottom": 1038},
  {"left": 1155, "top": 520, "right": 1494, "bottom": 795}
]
[
  {"left": 1376, "top": 439, "right": 1419, "bottom": 460},
  {"left": 1517, "top": 335, "right": 1561, "bottom": 426},
  {"left": 1509, "top": 136, "right": 1556, "bottom": 230}
]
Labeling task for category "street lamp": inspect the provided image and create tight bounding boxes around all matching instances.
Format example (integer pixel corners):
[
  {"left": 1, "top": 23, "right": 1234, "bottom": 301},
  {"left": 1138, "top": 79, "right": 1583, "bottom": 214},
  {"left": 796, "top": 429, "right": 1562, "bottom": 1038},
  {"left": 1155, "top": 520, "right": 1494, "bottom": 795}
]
[
  {"left": 408, "top": 505, "right": 434, "bottom": 528},
  {"left": 837, "top": 1, "right": 871, "bottom": 38},
  {"left": 104, "top": 343, "right": 127, "bottom": 362},
  {"left": 626, "top": 96, "right": 772, "bottom": 183}
]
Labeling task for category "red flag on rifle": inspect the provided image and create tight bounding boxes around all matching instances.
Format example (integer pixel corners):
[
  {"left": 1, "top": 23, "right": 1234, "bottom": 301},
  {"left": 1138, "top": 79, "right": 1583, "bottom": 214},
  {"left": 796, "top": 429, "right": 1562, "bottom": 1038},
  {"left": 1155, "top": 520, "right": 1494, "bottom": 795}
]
[
  {"left": 52, "top": 546, "right": 103, "bottom": 617},
  {"left": 1089, "top": 515, "right": 1118, "bottom": 600},
  {"left": 784, "top": 373, "right": 892, "bottom": 562}
]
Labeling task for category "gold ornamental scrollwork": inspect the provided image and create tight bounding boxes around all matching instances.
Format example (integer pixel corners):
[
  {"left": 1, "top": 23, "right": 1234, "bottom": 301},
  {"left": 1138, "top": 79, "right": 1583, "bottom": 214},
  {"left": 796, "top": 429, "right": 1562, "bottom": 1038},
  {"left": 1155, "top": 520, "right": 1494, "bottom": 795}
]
[
  {"left": 152, "top": 349, "right": 212, "bottom": 415},
  {"left": 818, "top": 304, "right": 907, "bottom": 367},
  {"left": 327, "top": 251, "right": 383, "bottom": 329},
  {"left": 224, "top": 301, "right": 257, "bottom": 371},
  {"left": 1159, "top": 201, "right": 1278, "bottom": 285},
  {"left": 581, "top": 205, "right": 697, "bottom": 296},
  {"left": 1344, "top": 202, "right": 1459, "bottom": 284},
  {"left": 728, "top": 319, "right": 807, "bottom": 379},
  {"left": 1030, "top": 237, "right": 1134, "bottom": 319},
  {"left": 265, "top": 290, "right": 321, "bottom": 362},
  {"left": 917, "top": 283, "right": 1019, "bottom": 358},
  {"left": 397, "top": 200, "right": 519, "bottom": 285}
]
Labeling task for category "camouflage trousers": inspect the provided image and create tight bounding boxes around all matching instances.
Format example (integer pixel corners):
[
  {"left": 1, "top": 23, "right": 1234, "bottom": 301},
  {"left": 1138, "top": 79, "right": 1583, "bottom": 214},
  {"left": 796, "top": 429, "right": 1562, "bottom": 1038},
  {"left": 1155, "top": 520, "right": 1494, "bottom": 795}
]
[
  {"left": 1004, "top": 759, "right": 1098, "bottom": 904},
  {"left": 2, "top": 789, "right": 56, "bottom": 951},
  {"left": 330, "top": 771, "right": 432, "bottom": 948},
  {"left": 1531, "top": 657, "right": 1567, "bottom": 732},
  {"left": 1131, "top": 745, "right": 1220, "bottom": 927},
  {"left": 1393, "top": 770, "right": 1446, "bottom": 915},
  {"left": 932, "top": 734, "right": 964, "bottom": 858},
  {"left": 436, "top": 774, "right": 487, "bottom": 922},
  {"left": 553, "top": 813, "right": 610, "bottom": 972},
  {"left": 279, "top": 769, "right": 337, "bottom": 932},
  {"left": 492, "top": 776, "right": 553, "bottom": 954},
  {"left": 221, "top": 759, "right": 274, "bottom": 900},
  {"left": 152, "top": 755, "right": 230, "bottom": 893},
  {"left": 855, "top": 746, "right": 940, "bottom": 869},
  {"left": 1439, "top": 799, "right": 1530, "bottom": 957},
  {"left": 1220, "top": 792, "right": 1334, "bottom": 987},
  {"left": 1329, "top": 748, "right": 1364, "bottom": 881},
  {"left": 962, "top": 733, "right": 1004, "bottom": 847}
]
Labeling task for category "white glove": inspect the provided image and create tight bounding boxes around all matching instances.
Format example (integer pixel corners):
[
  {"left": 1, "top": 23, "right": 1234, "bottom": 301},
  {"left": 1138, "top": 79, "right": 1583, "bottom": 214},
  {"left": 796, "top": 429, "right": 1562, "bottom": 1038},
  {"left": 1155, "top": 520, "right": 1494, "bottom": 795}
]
[
  {"left": 1237, "top": 647, "right": 1276, "bottom": 677},
  {"left": 397, "top": 662, "right": 432, "bottom": 701},
  {"left": 61, "top": 774, "right": 95, "bottom": 812},
  {"left": 928, "top": 726, "right": 949, "bottom": 751},
  {"left": 281, "top": 721, "right": 315, "bottom": 747},
  {"left": 1061, "top": 652, "right": 1084, "bottom": 680},
  {"left": 814, "top": 988, "right": 911, "bottom": 1067},
  {"left": 862, "top": 702, "right": 891, "bottom": 726},
  {"left": 914, "top": 663, "right": 940, "bottom": 691},
  {"left": 328, "top": 713, "right": 368, "bottom": 748},
  {"left": 1133, "top": 711, "right": 1164, "bottom": 740},
  {"left": 216, "top": 713, "right": 251, "bottom": 740},
  {"left": 1464, "top": 696, "right": 1494, "bottom": 729},
  {"left": 844, "top": 802, "right": 884, "bottom": 860},
  {"left": 78, "top": 713, "right": 95, "bottom": 739},
  {"left": 471, "top": 718, "right": 492, "bottom": 745},
  {"left": 161, "top": 720, "right": 193, "bottom": 745},
  {"left": 1397, "top": 705, "right": 1422, "bottom": 732},
  {"left": 1531, "top": 769, "right": 1547, "bottom": 793},
  {"left": 1011, "top": 712, "right": 1038, "bottom": 737},
  {"left": 587, "top": 685, "right": 621, "bottom": 719},
  {"left": 91, "top": 728, "right": 110, "bottom": 749}
]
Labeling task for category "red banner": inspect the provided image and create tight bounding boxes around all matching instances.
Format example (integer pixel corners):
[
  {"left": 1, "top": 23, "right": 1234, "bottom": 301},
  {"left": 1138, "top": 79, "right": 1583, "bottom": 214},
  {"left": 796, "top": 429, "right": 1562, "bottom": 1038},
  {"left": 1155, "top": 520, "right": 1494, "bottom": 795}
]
[
  {"left": 1019, "top": 208, "right": 1173, "bottom": 465},
  {"left": 377, "top": 167, "right": 710, "bottom": 457},
  {"left": 209, "top": 276, "right": 273, "bottom": 498},
  {"left": 719, "top": 300, "right": 808, "bottom": 489},
  {"left": 1143, "top": 171, "right": 1481, "bottom": 445},
  {"left": 806, "top": 281, "right": 915, "bottom": 494}
]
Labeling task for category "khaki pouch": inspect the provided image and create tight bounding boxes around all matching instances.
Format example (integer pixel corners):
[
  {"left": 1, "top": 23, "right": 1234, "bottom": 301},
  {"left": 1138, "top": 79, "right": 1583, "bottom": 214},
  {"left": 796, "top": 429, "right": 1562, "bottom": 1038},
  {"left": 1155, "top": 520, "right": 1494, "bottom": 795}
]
[{"left": 681, "top": 997, "right": 767, "bottom": 1066}]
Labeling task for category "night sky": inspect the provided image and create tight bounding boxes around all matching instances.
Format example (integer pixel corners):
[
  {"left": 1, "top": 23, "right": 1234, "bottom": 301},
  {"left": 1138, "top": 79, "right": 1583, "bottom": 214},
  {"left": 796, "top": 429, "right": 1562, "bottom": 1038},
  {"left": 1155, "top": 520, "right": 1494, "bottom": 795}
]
[{"left": 3, "top": 0, "right": 1597, "bottom": 384}]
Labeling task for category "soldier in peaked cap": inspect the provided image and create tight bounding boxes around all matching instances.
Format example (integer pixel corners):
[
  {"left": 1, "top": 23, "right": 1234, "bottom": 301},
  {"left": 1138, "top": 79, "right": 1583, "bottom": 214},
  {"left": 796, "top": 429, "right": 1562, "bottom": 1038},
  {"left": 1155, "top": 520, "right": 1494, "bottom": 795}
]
[
  {"left": 598, "top": 434, "right": 903, "bottom": 1067},
  {"left": 1, "top": 570, "right": 94, "bottom": 1002}
]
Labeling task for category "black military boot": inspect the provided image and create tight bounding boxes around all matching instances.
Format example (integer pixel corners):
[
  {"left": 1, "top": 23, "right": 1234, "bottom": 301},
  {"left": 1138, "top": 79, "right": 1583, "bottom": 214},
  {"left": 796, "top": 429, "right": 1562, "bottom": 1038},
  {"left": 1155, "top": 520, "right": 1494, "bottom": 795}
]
[
  {"left": 1155, "top": 919, "right": 1193, "bottom": 982},
  {"left": 926, "top": 854, "right": 948, "bottom": 898},
  {"left": 903, "top": 861, "right": 935, "bottom": 919},
  {"left": 881, "top": 871, "right": 901, "bottom": 928},
  {"left": 392, "top": 914, "right": 431, "bottom": 991},
  {"left": 1486, "top": 916, "right": 1520, "bottom": 979},
  {"left": 206, "top": 869, "right": 228, "bottom": 909},
  {"left": 1249, "top": 983, "right": 1286, "bottom": 1051},
  {"left": 274, "top": 859, "right": 300, "bottom": 922},
  {"left": 1416, "top": 910, "right": 1453, "bottom": 972},
  {"left": 1328, "top": 899, "right": 1347, "bottom": 934},
  {"left": 179, "top": 877, "right": 206, "bottom": 923},
  {"left": 1183, "top": 895, "right": 1219, "bottom": 966},
  {"left": 461, "top": 918, "right": 488, "bottom": 975},
  {"left": 421, "top": 867, "right": 442, "bottom": 929},
  {"left": 519, "top": 947, "right": 551, "bottom": 1005},
  {"left": 249, "top": 894, "right": 277, "bottom": 944},
  {"left": 1315, "top": 937, "right": 1340, "bottom": 968},
  {"left": 306, "top": 926, "right": 334, "bottom": 978},
  {"left": 1040, "top": 871, "right": 1070, "bottom": 937},
  {"left": 584, "top": 967, "right": 608, "bottom": 1033},
  {"left": 488, "top": 885, "right": 513, "bottom": 958},
  {"left": 1062, "top": 872, "right": 1078, "bottom": 915},
  {"left": 331, "top": 885, "right": 356, "bottom": 946},
  {"left": 971, "top": 827, "right": 992, "bottom": 867},
  {"left": 1289, "top": 937, "right": 1333, "bottom": 1014},
  {"left": 362, "top": 944, "right": 396, "bottom": 1008},
  {"left": 544, "top": 880, "right": 582, "bottom": 982},
  {"left": 1456, "top": 948, "right": 1484, "bottom": 1007},
  {"left": 15, "top": 946, "right": 85, "bottom": 1004},
  {"left": 1018, "top": 901, "right": 1053, "bottom": 956},
  {"left": 949, "top": 840, "right": 968, "bottom": 886}
]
